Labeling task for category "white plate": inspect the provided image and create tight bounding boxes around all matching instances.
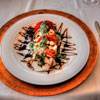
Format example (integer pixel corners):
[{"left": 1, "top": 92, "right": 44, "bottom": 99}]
[{"left": 1, "top": 14, "right": 90, "bottom": 85}]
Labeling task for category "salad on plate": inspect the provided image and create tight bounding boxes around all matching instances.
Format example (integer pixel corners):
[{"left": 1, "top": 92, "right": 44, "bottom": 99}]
[{"left": 14, "top": 20, "right": 77, "bottom": 73}]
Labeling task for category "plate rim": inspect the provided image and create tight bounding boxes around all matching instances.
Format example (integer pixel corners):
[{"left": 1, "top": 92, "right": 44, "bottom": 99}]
[
  {"left": 0, "top": 9, "right": 98, "bottom": 96},
  {"left": 0, "top": 13, "right": 90, "bottom": 85}
]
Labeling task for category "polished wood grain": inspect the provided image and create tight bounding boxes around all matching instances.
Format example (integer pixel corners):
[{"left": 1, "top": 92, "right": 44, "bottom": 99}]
[{"left": 0, "top": 10, "right": 98, "bottom": 96}]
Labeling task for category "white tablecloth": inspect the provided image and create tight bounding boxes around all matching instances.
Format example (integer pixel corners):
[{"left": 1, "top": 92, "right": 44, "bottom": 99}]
[{"left": 0, "top": 0, "right": 100, "bottom": 100}]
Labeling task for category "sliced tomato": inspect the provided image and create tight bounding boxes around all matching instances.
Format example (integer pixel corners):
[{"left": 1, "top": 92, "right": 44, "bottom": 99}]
[
  {"left": 44, "top": 49, "right": 56, "bottom": 59},
  {"left": 44, "top": 34, "right": 59, "bottom": 42},
  {"left": 45, "top": 34, "right": 59, "bottom": 46},
  {"left": 34, "top": 21, "right": 43, "bottom": 32},
  {"left": 36, "top": 36, "right": 42, "bottom": 43},
  {"left": 36, "top": 34, "right": 59, "bottom": 43},
  {"left": 34, "top": 20, "right": 55, "bottom": 32},
  {"left": 46, "top": 21, "right": 55, "bottom": 30},
  {"left": 36, "top": 34, "right": 59, "bottom": 45}
]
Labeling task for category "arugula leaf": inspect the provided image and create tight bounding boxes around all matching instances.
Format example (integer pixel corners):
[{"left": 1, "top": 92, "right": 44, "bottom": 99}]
[
  {"left": 33, "top": 46, "right": 40, "bottom": 52},
  {"left": 38, "top": 54, "right": 46, "bottom": 66},
  {"left": 28, "top": 42, "right": 35, "bottom": 50},
  {"left": 40, "top": 32, "right": 48, "bottom": 36},
  {"left": 33, "top": 53, "right": 38, "bottom": 60},
  {"left": 35, "top": 52, "right": 46, "bottom": 66},
  {"left": 56, "top": 54, "right": 66, "bottom": 59},
  {"left": 39, "top": 37, "right": 48, "bottom": 47},
  {"left": 56, "top": 34, "right": 62, "bottom": 40},
  {"left": 38, "top": 58, "right": 45, "bottom": 66},
  {"left": 34, "top": 37, "right": 48, "bottom": 51},
  {"left": 33, "top": 37, "right": 48, "bottom": 53},
  {"left": 40, "top": 21, "right": 50, "bottom": 35},
  {"left": 39, "top": 51, "right": 46, "bottom": 56}
]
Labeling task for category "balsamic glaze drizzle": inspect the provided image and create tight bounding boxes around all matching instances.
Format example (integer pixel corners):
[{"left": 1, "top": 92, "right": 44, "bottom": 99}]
[{"left": 14, "top": 23, "right": 77, "bottom": 73}]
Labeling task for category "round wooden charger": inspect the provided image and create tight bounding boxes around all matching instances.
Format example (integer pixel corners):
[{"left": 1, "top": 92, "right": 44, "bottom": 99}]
[{"left": 0, "top": 10, "right": 98, "bottom": 96}]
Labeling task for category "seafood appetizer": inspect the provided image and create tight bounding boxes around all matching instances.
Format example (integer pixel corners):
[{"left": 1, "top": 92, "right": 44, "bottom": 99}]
[{"left": 14, "top": 20, "right": 77, "bottom": 73}]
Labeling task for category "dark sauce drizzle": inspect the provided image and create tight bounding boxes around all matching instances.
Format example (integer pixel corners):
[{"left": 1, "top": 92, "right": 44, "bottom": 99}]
[{"left": 14, "top": 23, "right": 77, "bottom": 74}]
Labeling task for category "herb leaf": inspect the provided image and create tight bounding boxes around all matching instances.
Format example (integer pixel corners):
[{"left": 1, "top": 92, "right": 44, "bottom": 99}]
[
  {"left": 40, "top": 21, "right": 50, "bottom": 35},
  {"left": 56, "top": 34, "right": 62, "bottom": 40},
  {"left": 28, "top": 42, "right": 35, "bottom": 50},
  {"left": 56, "top": 54, "right": 66, "bottom": 59}
]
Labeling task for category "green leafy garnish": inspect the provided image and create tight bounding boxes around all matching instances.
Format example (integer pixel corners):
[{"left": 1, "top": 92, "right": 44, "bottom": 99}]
[
  {"left": 33, "top": 46, "right": 40, "bottom": 52},
  {"left": 32, "top": 36, "right": 48, "bottom": 53},
  {"left": 40, "top": 21, "right": 50, "bottom": 35},
  {"left": 33, "top": 53, "right": 38, "bottom": 60},
  {"left": 38, "top": 58, "right": 45, "bottom": 66},
  {"left": 33, "top": 52, "right": 46, "bottom": 66},
  {"left": 39, "top": 51, "right": 46, "bottom": 56},
  {"left": 40, "top": 32, "right": 48, "bottom": 36},
  {"left": 56, "top": 34, "right": 62, "bottom": 40},
  {"left": 38, "top": 52, "right": 46, "bottom": 66},
  {"left": 28, "top": 42, "right": 35, "bottom": 50},
  {"left": 56, "top": 54, "right": 66, "bottom": 59},
  {"left": 39, "top": 37, "right": 48, "bottom": 47}
]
